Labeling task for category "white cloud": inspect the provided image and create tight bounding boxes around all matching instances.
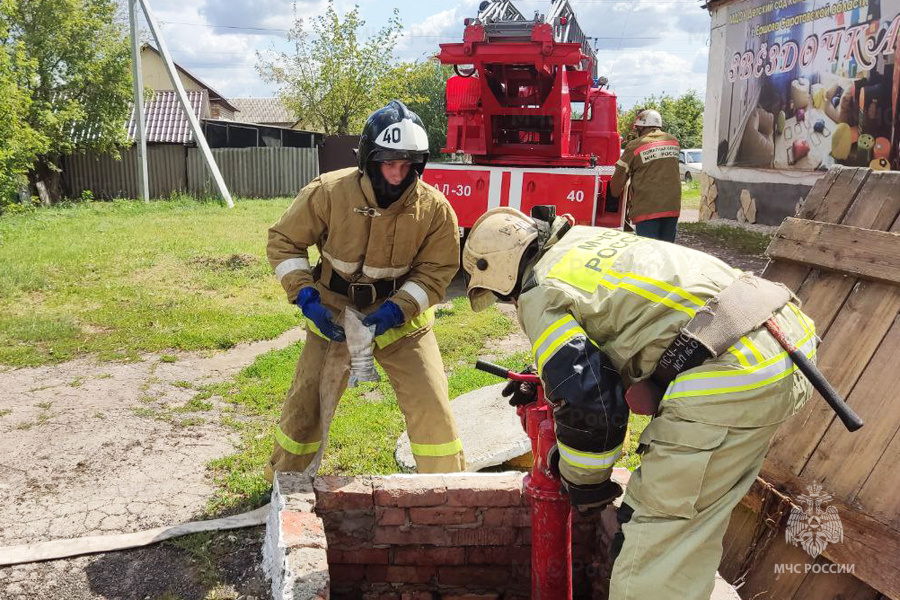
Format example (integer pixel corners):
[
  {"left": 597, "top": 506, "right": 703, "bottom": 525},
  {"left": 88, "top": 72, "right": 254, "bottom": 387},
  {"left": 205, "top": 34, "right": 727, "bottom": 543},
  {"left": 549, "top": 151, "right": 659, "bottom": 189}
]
[
  {"left": 198, "top": 0, "right": 296, "bottom": 31},
  {"left": 599, "top": 48, "right": 707, "bottom": 106},
  {"left": 397, "top": 0, "right": 479, "bottom": 61}
]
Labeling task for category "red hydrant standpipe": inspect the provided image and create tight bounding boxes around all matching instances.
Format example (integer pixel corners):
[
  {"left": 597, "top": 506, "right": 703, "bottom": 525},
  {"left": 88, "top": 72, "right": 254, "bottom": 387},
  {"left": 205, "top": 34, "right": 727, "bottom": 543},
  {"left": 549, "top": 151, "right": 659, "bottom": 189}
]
[{"left": 475, "top": 360, "right": 572, "bottom": 600}]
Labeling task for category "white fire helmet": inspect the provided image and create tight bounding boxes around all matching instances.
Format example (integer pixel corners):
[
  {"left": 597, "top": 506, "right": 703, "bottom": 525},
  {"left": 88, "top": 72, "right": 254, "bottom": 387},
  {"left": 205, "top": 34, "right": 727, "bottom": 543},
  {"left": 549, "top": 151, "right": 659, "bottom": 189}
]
[
  {"left": 463, "top": 208, "right": 539, "bottom": 312},
  {"left": 633, "top": 109, "right": 663, "bottom": 129}
]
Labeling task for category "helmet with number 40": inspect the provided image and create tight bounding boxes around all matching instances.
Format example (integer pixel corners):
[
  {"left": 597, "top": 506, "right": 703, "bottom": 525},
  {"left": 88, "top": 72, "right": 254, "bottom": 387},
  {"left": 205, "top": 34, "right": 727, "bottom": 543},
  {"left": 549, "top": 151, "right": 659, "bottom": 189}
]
[{"left": 357, "top": 100, "right": 430, "bottom": 175}]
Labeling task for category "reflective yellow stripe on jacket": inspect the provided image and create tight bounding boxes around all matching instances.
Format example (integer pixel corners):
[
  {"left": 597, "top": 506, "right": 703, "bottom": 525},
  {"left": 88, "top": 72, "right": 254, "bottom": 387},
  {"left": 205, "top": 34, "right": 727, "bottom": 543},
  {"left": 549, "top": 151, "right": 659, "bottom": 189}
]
[
  {"left": 410, "top": 438, "right": 464, "bottom": 458},
  {"left": 275, "top": 425, "right": 321, "bottom": 456},
  {"left": 531, "top": 314, "right": 587, "bottom": 377},
  {"left": 557, "top": 441, "right": 622, "bottom": 471},
  {"left": 306, "top": 307, "right": 436, "bottom": 348},
  {"left": 663, "top": 328, "right": 817, "bottom": 401},
  {"left": 546, "top": 231, "right": 706, "bottom": 316}
]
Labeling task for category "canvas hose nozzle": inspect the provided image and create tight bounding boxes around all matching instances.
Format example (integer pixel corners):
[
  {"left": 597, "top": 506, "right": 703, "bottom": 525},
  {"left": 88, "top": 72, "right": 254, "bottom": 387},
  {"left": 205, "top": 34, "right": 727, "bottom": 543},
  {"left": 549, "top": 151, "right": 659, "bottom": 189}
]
[{"left": 343, "top": 308, "right": 379, "bottom": 387}]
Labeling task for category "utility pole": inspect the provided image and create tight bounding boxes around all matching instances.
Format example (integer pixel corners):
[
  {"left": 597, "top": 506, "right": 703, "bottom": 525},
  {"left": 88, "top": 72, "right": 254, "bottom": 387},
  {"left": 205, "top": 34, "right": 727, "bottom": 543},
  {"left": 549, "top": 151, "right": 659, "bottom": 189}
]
[
  {"left": 137, "top": 0, "right": 234, "bottom": 207},
  {"left": 129, "top": 0, "right": 149, "bottom": 203}
]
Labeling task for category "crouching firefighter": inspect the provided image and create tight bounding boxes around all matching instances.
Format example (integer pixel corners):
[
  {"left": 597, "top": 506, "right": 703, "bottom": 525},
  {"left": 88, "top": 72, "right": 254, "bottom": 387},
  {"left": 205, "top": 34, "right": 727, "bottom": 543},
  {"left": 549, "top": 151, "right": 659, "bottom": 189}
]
[
  {"left": 264, "top": 100, "right": 466, "bottom": 481},
  {"left": 463, "top": 207, "right": 860, "bottom": 600}
]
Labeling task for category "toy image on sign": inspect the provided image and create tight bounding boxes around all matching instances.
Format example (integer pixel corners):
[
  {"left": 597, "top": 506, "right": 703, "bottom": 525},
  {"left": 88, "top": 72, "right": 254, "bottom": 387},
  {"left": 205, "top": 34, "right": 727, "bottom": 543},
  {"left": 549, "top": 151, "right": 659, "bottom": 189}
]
[{"left": 717, "top": 0, "right": 899, "bottom": 171}]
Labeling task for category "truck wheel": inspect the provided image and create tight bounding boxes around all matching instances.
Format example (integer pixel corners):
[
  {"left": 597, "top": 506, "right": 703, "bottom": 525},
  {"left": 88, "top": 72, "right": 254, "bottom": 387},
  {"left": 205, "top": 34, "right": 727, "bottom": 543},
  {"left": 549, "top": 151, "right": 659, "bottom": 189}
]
[{"left": 684, "top": 172, "right": 692, "bottom": 183}]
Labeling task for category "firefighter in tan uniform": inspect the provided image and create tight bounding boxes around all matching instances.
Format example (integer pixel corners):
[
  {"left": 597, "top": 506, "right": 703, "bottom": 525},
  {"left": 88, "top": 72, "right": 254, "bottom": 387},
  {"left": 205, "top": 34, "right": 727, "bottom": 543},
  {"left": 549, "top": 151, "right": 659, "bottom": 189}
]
[
  {"left": 609, "top": 109, "right": 682, "bottom": 242},
  {"left": 265, "top": 100, "right": 465, "bottom": 480},
  {"left": 462, "top": 208, "right": 817, "bottom": 600}
]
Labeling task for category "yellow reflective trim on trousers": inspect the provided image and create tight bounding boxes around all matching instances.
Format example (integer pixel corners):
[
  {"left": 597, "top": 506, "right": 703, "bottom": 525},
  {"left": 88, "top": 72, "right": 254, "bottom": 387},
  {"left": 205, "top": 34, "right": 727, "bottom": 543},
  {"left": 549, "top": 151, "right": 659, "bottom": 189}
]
[
  {"left": 306, "top": 307, "right": 435, "bottom": 348},
  {"left": 409, "top": 437, "right": 463, "bottom": 457},
  {"left": 557, "top": 441, "right": 622, "bottom": 469},
  {"left": 275, "top": 426, "right": 321, "bottom": 456},
  {"left": 663, "top": 330, "right": 816, "bottom": 399}
]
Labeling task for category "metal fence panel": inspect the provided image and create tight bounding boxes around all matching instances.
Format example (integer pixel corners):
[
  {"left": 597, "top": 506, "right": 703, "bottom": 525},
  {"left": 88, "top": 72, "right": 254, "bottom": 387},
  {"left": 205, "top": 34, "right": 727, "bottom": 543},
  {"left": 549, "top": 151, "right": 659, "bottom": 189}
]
[
  {"left": 187, "top": 147, "right": 318, "bottom": 198},
  {"left": 64, "top": 145, "right": 187, "bottom": 199},
  {"left": 64, "top": 145, "right": 318, "bottom": 200}
]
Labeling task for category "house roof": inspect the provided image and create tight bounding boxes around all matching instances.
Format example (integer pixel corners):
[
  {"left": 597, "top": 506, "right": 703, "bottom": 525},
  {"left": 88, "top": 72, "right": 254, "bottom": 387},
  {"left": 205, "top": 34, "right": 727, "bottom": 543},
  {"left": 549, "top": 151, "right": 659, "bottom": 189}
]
[
  {"left": 141, "top": 44, "right": 238, "bottom": 113},
  {"left": 127, "top": 90, "right": 209, "bottom": 144},
  {"left": 230, "top": 98, "right": 297, "bottom": 125}
]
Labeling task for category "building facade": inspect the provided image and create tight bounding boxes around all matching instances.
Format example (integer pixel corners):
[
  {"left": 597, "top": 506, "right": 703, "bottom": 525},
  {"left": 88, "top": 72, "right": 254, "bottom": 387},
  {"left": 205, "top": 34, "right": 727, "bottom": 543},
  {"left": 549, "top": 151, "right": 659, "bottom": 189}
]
[{"left": 702, "top": 0, "right": 899, "bottom": 224}]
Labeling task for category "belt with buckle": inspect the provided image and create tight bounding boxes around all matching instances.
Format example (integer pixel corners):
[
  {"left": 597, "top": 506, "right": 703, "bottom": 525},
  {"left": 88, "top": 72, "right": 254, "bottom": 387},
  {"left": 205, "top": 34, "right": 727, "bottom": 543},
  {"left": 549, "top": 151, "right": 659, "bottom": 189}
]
[{"left": 328, "top": 271, "right": 397, "bottom": 309}]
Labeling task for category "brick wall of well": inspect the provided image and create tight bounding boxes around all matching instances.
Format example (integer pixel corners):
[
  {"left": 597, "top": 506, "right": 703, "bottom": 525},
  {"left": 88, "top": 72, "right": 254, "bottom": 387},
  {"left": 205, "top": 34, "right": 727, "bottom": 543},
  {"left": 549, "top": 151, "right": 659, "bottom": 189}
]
[{"left": 268, "top": 471, "right": 623, "bottom": 600}]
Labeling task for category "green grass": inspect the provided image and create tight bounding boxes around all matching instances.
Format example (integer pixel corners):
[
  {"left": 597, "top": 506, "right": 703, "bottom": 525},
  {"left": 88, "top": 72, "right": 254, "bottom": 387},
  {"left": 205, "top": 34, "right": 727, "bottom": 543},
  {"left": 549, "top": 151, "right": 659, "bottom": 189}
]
[
  {"left": 679, "top": 221, "right": 773, "bottom": 256},
  {"left": 204, "top": 292, "right": 651, "bottom": 515},
  {"left": 0, "top": 197, "right": 300, "bottom": 366},
  {"left": 0, "top": 409, "right": 11, "bottom": 418},
  {"left": 1, "top": 195, "right": 652, "bottom": 517},
  {"left": 681, "top": 179, "right": 701, "bottom": 211},
  {"left": 205, "top": 296, "right": 522, "bottom": 514}
]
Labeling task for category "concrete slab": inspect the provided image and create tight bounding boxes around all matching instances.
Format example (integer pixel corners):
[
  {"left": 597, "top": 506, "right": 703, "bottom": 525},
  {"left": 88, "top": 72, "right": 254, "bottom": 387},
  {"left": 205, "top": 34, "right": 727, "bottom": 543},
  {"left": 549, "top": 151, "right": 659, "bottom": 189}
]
[{"left": 395, "top": 383, "right": 530, "bottom": 472}]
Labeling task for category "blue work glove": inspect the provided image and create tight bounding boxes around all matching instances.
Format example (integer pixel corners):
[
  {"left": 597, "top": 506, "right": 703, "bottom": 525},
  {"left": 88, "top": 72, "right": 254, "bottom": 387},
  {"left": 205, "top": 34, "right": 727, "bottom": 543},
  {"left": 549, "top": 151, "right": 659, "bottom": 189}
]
[
  {"left": 362, "top": 301, "right": 405, "bottom": 337},
  {"left": 296, "top": 287, "right": 345, "bottom": 342}
]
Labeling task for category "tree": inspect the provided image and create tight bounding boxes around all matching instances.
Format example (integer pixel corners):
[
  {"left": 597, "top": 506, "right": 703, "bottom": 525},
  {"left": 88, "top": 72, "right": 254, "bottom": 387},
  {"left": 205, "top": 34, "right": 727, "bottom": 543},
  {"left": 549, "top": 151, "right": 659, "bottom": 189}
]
[
  {"left": 0, "top": 0, "right": 46, "bottom": 204},
  {"left": 618, "top": 90, "right": 704, "bottom": 149},
  {"left": 258, "top": 1, "right": 404, "bottom": 136},
  {"left": 384, "top": 60, "right": 451, "bottom": 159},
  {"left": 5, "top": 0, "right": 132, "bottom": 203}
]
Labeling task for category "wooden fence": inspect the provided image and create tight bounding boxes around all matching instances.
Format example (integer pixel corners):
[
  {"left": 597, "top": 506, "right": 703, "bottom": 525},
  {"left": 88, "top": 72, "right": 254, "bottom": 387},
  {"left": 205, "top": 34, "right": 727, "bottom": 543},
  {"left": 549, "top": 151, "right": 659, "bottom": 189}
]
[
  {"left": 63, "top": 145, "right": 318, "bottom": 200},
  {"left": 719, "top": 166, "right": 900, "bottom": 599}
]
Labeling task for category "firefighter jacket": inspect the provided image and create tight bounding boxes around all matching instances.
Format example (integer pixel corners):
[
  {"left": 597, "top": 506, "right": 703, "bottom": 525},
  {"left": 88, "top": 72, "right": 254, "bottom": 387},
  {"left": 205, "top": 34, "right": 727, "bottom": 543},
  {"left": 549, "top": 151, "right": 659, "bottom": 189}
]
[
  {"left": 267, "top": 167, "right": 460, "bottom": 345},
  {"left": 609, "top": 128, "right": 681, "bottom": 223},
  {"left": 517, "top": 225, "right": 816, "bottom": 487}
]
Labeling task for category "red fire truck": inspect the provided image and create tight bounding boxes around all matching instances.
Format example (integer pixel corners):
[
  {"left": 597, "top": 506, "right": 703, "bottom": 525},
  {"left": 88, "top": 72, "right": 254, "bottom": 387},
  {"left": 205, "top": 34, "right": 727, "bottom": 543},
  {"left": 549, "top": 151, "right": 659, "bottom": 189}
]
[{"left": 422, "top": 0, "right": 624, "bottom": 229}]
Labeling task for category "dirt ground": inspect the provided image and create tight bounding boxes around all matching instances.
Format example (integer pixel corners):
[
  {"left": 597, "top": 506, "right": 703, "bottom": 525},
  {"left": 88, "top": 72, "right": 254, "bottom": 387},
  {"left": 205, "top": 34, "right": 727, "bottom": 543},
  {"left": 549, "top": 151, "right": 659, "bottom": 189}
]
[
  {"left": 677, "top": 222, "right": 770, "bottom": 274},
  {"left": 0, "top": 224, "right": 768, "bottom": 600},
  {"left": 0, "top": 329, "right": 304, "bottom": 600}
]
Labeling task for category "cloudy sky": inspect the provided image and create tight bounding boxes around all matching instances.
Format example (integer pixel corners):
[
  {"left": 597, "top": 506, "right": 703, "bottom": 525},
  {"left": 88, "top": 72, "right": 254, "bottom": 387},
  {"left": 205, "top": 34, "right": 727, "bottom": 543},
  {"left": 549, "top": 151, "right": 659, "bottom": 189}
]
[{"left": 134, "top": 0, "right": 711, "bottom": 108}]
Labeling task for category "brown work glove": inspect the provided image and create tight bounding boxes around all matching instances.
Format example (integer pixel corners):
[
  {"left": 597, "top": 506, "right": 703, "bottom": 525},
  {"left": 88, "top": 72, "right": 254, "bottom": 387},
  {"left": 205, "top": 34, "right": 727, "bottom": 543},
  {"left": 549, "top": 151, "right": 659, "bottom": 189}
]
[{"left": 500, "top": 364, "right": 538, "bottom": 407}]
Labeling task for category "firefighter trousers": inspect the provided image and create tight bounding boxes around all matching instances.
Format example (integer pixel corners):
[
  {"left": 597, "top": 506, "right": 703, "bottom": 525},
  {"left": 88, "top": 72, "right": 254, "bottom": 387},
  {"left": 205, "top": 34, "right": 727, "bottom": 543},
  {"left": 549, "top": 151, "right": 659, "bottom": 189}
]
[
  {"left": 609, "top": 305, "right": 815, "bottom": 599},
  {"left": 265, "top": 325, "right": 465, "bottom": 481},
  {"left": 609, "top": 414, "right": 779, "bottom": 599}
]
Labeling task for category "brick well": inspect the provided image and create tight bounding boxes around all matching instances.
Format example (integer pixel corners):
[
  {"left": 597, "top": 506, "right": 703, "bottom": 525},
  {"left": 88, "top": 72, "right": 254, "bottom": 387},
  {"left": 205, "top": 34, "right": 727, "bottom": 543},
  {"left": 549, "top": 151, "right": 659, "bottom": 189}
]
[{"left": 263, "top": 471, "right": 631, "bottom": 600}]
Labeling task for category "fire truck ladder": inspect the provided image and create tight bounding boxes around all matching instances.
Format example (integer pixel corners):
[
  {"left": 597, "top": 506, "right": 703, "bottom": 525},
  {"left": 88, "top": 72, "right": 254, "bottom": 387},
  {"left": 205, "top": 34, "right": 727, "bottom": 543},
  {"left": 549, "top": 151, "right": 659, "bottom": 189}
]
[{"left": 476, "top": 0, "right": 598, "bottom": 75}]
